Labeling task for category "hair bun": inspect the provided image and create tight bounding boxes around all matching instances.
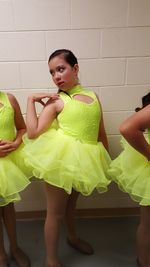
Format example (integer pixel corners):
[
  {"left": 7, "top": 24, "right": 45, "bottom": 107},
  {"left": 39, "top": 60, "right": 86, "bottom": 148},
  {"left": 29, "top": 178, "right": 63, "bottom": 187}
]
[
  {"left": 135, "top": 91, "right": 150, "bottom": 112},
  {"left": 135, "top": 107, "right": 141, "bottom": 112}
]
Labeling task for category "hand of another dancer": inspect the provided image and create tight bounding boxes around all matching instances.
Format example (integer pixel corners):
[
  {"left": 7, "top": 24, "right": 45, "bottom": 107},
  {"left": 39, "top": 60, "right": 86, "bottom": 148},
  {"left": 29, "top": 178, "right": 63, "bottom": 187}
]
[{"left": 0, "top": 140, "right": 16, "bottom": 157}]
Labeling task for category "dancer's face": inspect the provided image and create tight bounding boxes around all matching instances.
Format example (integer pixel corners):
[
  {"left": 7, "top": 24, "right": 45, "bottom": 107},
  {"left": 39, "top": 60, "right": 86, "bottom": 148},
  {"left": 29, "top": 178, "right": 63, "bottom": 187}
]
[{"left": 48, "top": 55, "right": 79, "bottom": 91}]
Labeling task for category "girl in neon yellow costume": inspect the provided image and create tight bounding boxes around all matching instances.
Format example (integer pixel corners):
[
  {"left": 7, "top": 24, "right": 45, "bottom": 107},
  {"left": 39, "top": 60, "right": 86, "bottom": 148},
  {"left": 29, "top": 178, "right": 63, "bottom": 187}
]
[
  {"left": 0, "top": 92, "right": 31, "bottom": 267},
  {"left": 109, "top": 92, "right": 150, "bottom": 267},
  {"left": 24, "top": 49, "right": 111, "bottom": 267}
]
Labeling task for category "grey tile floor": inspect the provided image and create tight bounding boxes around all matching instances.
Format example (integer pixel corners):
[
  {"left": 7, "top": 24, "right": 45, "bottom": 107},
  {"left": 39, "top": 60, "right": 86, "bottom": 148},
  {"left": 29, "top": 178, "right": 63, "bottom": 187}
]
[{"left": 4, "top": 216, "right": 139, "bottom": 267}]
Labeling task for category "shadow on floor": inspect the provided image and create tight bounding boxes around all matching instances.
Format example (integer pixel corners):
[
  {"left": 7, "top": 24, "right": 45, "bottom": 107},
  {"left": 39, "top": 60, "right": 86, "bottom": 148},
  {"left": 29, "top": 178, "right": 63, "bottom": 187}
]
[{"left": 4, "top": 216, "right": 139, "bottom": 267}]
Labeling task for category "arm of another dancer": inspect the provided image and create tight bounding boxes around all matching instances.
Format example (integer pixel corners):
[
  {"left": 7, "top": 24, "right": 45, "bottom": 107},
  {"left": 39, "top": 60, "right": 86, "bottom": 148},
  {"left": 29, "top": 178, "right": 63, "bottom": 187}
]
[
  {"left": 98, "top": 113, "right": 109, "bottom": 152},
  {"left": 9, "top": 93, "right": 26, "bottom": 146},
  {"left": 120, "top": 104, "right": 150, "bottom": 160},
  {"left": 0, "top": 94, "right": 26, "bottom": 156},
  {"left": 96, "top": 96, "right": 109, "bottom": 152}
]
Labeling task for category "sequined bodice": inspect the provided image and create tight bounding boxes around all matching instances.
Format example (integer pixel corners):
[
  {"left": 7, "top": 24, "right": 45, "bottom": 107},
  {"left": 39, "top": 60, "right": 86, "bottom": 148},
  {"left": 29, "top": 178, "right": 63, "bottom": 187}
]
[
  {"left": 57, "top": 85, "right": 101, "bottom": 143},
  {"left": 0, "top": 92, "right": 15, "bottom": 141}
]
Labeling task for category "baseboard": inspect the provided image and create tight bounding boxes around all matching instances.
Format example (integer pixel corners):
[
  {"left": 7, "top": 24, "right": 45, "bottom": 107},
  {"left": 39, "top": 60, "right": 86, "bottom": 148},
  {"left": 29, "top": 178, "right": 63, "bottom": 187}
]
[{"left": 16, "top": 207, "right": 140, "bottom": 220}]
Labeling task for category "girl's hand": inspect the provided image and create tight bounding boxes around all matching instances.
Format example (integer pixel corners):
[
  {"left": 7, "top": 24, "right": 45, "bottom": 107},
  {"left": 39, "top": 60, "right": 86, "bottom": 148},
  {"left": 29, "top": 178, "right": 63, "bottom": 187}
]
[
  {"left": 28, "top": 93, "right": 59, "bottom": 106},
  {"left": 0, "top": 140, "right": 16, "bottom": 157}
]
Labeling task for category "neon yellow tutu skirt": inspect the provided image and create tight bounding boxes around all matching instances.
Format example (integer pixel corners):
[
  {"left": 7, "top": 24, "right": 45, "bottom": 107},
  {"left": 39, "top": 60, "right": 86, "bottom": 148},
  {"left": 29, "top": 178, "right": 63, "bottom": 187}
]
[
  {"left": 23, "top": 128, "right": 111, "bottom": 195},
  {"left": 0, "top": 144, "right": 31, "bottom": 206},
  {"left": 108, "top": 137, "right": 150, "bottom": 205}
]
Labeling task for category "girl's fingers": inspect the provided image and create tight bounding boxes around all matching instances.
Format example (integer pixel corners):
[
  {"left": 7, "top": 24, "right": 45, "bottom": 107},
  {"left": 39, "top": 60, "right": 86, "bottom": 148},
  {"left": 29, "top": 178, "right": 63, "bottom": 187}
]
[
  {"left": 0, "top": 143, "right": 13, "bottom": 150},
  {"left": 2, "top": 148, "right": 15, "bottom": 153},
  {"left": 0, "top": 140, "right": 8, "bottom": 145},
  {"left": 33, "top": 93, "right": 59, "bottom": 101},
  {"left": 38, "top": 100, "right": 46, "bottom": 106}
]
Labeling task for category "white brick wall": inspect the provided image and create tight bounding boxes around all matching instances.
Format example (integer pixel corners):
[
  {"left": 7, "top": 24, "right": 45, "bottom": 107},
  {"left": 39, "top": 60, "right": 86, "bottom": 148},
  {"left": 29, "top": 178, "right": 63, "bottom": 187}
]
[
  {"left": 101, "top": 28, "right": 150, "bottom": 58},
  {"left": 13, "top": 0, "right": 70, "bottom": 30},
  {"left": 127, "top": 58, "right": 150, "bottom": 84},
  {"left": 45, "top": 30, "right": 100, "bottom": 59},
  {"left": 128, "top": 0, "right": 150, "bottom": 26},
  {"left": 79, "top": 59, "right": 126, "bottom": 86},
  {"left": 0, "top": 0, "right": 149, "bottom": 211},
  {"left": 0, "top": 1, "right": 14, "bottom": 31},
  {"left": 71, "top": 0, "right": 128, "bottom": 28}
]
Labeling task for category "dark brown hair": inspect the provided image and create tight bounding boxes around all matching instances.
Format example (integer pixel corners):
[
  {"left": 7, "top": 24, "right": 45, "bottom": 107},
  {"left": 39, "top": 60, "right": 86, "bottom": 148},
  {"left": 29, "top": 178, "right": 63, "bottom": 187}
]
[
  {"left": 48, "top": 49, "right": 78, "bottom": 67},
  {"left": 135, "top": 92, "right": 150, "bottom": 112}
]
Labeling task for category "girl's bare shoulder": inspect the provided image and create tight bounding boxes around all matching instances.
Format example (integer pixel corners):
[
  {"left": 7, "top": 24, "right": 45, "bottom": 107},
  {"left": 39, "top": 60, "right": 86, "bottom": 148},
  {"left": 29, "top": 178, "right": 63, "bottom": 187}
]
[
  {"left": 7, "top": 93, "right": 18, "bottom": 109},
  {"left": 45, "top": 97, "right": 64, "bottom": 113}
]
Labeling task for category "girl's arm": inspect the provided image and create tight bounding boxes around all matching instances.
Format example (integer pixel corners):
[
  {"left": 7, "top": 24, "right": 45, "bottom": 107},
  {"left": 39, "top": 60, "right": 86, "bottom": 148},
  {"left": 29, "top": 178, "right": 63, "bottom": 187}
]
[
  {"left": 120, "top": 104, "right": 150, "bottom": 160},
  {"left": 26, "top": 93, "right": 59, "bottom": 139},
  {"left": 97, "top": 97, "right": 109, "bottom": 151},
  {"left": 0, "top": 94, "right": 26, "bottom": 156},
  {"left": 98, "top": 113, "right": 109, "bottom": 152},
  {"left": 8, "top": 93, "right": 26, "bottom": 147}
]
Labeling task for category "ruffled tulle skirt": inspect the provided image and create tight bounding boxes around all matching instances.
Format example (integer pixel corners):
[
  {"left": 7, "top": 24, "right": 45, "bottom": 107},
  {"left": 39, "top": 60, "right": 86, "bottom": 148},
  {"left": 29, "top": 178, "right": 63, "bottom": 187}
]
[
  {"left": 0, "top": 144, "right": 31, "bottom": 206},
  {"left": 108, "top": 136, "right": 150, "bottom": 205},
  {"left": 23, "top": 128, "right": 111, "bottom": 195}
]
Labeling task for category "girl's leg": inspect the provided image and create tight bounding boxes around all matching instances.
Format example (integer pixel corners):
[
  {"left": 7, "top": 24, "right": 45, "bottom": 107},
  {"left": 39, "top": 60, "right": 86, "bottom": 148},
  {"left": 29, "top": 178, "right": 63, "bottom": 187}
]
[
  {"left": 0, "top": 207, "right": 7, "bottom": 267},
  {"left": 2, "top": 203, "right": 30, "bottom": 267},
  {"left": 65, "top": 190, "right": 94, "bottom": 255},
  {"left": 44, "top": 184, "right": 69, "bottom": 267},
  {"left": 137, "top": 206, "right": 150, "bottom": 267}
]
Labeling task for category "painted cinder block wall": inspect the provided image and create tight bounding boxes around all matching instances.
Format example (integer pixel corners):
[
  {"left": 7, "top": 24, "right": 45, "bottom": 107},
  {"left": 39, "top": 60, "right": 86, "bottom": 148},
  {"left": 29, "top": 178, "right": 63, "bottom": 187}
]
[{"left": 0, "top": 0, "right": 150, "bottom": 211}]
